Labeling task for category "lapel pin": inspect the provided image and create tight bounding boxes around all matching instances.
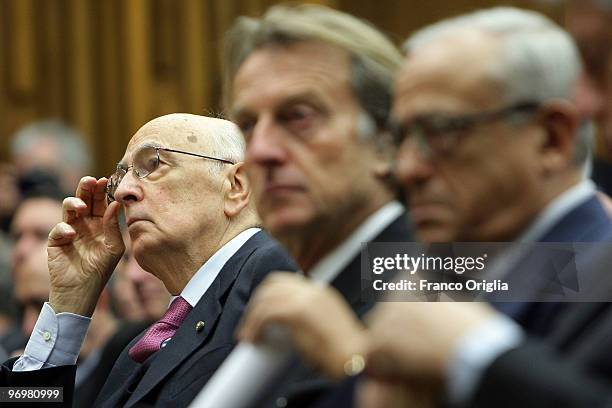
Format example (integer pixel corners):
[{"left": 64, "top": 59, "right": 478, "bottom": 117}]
[{"left": 195, "top": 321, "right": 205, "bottom": 332}]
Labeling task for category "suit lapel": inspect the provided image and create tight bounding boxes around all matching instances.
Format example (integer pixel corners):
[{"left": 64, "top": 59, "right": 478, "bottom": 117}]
[
  {"left": 495, "top": 195, "right": 612, "bottom": 322},
  {"left": 279, "top": 214, "right": 411, "bottom": 405},
  {"left": 539, "top": 195, "right": 612, "bottom": 242},
  {"left": 124, "top": 234, "right": 261, "bottom": 407},
  {"left": 331, "top": 212, "right": 412, "bottom": 316}
]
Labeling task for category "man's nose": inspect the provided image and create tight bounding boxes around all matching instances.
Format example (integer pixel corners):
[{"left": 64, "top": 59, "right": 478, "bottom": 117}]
[
  {"left": 113, "top": 169, "right": 143, "bottom": 205},
  {"left": 12, "top": 235, "right": 39, "bottom": 270},
  {"left": 394, "top": 141, "right": 435, "bottom": 192},
  {"left": 245, "top": 119, "right": 288, "bottom": 168}
]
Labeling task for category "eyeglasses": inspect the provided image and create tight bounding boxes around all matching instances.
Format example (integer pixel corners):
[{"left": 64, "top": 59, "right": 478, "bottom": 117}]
[
  {"left": 390, "top": 101, "right": 540, "bottom": 157},
  {"left": 106, "top": 145, "right": 235, "bottom": 203}
]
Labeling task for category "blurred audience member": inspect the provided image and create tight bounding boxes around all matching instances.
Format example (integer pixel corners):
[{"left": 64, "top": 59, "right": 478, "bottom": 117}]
[
  {"left": 392, "top": 6, "right": 612, "bottom": 334},
  {"left": 10, "top": 120, "right": 92, "bottom": 195},
  {"left": 0, "top": 163, "right": 19, "bottom": 234},
  {"left": 14, "top": 245, "right": 53, "bottom": 340},
  {"left": 225, "top": 4, "right": 412, "bottom": 406},
  {"left": 0, "top": 164, "right": 19, "bottom": 321},
  {"left": 2, "top": 184, "right": 65, "bottom": 355},
  {"left": 111, "top": 236, "right": 170, "bottom": 322},
  {"left": 10, "top": 185, "right": 64, "bottom": 272},
  {"left": 7, "top": 188, "right": 137, "bottom": 407}
]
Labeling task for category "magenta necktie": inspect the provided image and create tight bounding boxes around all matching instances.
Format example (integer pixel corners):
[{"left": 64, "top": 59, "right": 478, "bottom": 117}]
[{"left": 128, "top": 296, "right": 193, "bottom": 363}]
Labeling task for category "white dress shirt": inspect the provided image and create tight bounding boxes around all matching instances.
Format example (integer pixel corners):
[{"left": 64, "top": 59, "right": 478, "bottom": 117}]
[
  {"left": 13, "top": 227, "right": 260, "bottom": 372},
  {"left": 308, "top": 201, "right": 404, "bottom": 282}
]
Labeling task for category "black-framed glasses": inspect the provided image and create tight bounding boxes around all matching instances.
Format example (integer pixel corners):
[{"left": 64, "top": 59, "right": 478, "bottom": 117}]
[
  {"left": 390, "top": 101, "right": 541, "bottom": 157},
  {"left": 106, "top": 145, "right": 235, "bottom": 203}
]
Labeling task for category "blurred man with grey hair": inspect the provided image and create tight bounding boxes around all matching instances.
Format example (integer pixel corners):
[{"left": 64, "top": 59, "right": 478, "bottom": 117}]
[
  {"left": 223, "top": 4, "right": 412, "bottom": 407},
  {"left": 391, "top": 6, "right": 612, "bottom": 325}
]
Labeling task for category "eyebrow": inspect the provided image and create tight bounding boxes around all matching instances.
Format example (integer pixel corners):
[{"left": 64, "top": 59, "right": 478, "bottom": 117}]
[{"left": 230, "top": 91, "right": 327, "bottom": 118}]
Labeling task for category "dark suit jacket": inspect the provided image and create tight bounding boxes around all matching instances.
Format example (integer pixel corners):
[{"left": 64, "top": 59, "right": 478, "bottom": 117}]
[
  {"left": 1, "top": 231, "right": 297, "bottom": 408},
  {"left": 472, "top": 302, "right": 612, "bottom": 407},
  {"left": 74, "top": 320, "right": 151, "bottom": 408},
  {"left": 592, "top": 157, "right": 612, "bottom": 197},
  {"left": 470, "top": 196, "right": 612, "bottom": 407},
  {"left": 255, "top": 212, "right": 413, "bottom": 408},
  {"left": 494, "top": 194, "right": 612, "bottom": 333}
]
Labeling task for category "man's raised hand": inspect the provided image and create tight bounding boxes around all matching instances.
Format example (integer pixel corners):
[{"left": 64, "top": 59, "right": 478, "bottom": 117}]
[{"left": 48, "top": 176, "right": 125, "bottom": 316}]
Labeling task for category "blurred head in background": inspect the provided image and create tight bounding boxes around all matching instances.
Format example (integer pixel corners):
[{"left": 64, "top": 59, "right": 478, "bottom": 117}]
[
  {"left": 10, "top": 187, "right": 117, "bottom": 356},
  {"left": 225, "top": 4, "right": 403, "bottom": 269},
  {"left": 0, "top": 163, "right": 19, "bottom": 234},
  {"left": 393, "top": 7, "right": 585, "bottom": 242},
  {"left": 10, "top": 187, "right": 63, "bottom": 337},
  {"left": 13, "top": 243, "right": 50, "bottom": 337},
  {"left": 112, "top": 230, "right": 170, "bottom": 321},
  {"left": 10, "top": 119, "right": 92, "bottom": 195},
  {"left": 10, "top": 179, "right": 65, "bottom": 272}
]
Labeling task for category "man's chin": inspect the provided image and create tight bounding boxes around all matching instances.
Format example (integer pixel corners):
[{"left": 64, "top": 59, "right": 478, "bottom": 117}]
[
  {"left": 416, "top": 223, "right": 457, "bottom": 243},
  {"left": 130, "top": 237, "right": 161, "bottom": 267},
  {"left": 262, "top": 210, "right": 316, "bottom": 238}
]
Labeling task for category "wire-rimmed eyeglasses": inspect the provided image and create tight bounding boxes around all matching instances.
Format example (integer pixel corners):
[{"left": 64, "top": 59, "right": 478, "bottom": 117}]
[{"left": 105, "top": 145, "right": 235, "bottom": 203}]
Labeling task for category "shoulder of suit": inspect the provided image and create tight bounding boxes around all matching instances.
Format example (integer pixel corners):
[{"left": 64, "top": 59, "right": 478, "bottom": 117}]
[{"left": 242, "top": 231, "right": 298, "bottom": 272}]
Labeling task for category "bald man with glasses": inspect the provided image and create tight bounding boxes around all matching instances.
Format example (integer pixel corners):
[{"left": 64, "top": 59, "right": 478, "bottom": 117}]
[{"left": 0, "top": 113, "right": 296, "bottom": 407}]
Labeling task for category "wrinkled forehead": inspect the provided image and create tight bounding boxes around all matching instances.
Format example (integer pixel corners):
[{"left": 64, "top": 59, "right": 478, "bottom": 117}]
[{"left": 231, "top": 41, "right": 353, "bottom": 109}]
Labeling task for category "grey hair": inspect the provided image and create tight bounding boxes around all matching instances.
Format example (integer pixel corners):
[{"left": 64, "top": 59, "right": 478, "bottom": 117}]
[
  {"left": 404, "top": 7, "right": 588, "bottom": 166},
  {"left": 223, "top": 3, "right": 403, "bottom": 134},
  {"left": 10, "top": 119, "right": 92, "bottom": 172},
  {"left": 204, "top": 120, "right": 245, "bottom": 173}
]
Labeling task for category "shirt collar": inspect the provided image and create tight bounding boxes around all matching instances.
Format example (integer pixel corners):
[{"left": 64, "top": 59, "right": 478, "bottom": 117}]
[
  {"left": 517, "top": 179, "right": 596, "bottom": 243},
  {"left": 307, "top": 201, "right": 405, "bottom": 283},
  {"left": 178, "top": 227, "right": 261, "bottom": 307}
]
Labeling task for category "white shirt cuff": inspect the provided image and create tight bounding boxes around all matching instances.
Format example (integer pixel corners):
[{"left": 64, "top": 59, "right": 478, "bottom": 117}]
[
  {"left": 446, "top": 314, "right": 524, "bottom": 405},
  {"left": 13, "top": 302, "right": 91, "bottom": 371}
]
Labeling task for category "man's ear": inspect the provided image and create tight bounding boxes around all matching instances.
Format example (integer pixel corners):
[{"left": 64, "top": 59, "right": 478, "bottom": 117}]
[
  {"left": 224, "top": 162, "right": 251, "bottom": 218},
  {"left": 371, "top": 130, "right": 395, "bottom": 180},
  {"left": 537, "top": 100, "right": 580, "bottom": 173}
]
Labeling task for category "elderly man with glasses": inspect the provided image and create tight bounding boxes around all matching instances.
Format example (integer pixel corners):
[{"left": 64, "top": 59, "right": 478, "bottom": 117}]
[
  {"left": 391, "top": 7, "right": 612, "bottom": 329},
  {"left": 0, "top": 113, "right": 296, "bottom": 407}
]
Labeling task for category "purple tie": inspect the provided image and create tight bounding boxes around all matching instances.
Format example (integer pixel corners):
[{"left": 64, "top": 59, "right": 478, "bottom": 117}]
[{"left": 128, "top": 296, "right": 193, "bottom": 363}]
